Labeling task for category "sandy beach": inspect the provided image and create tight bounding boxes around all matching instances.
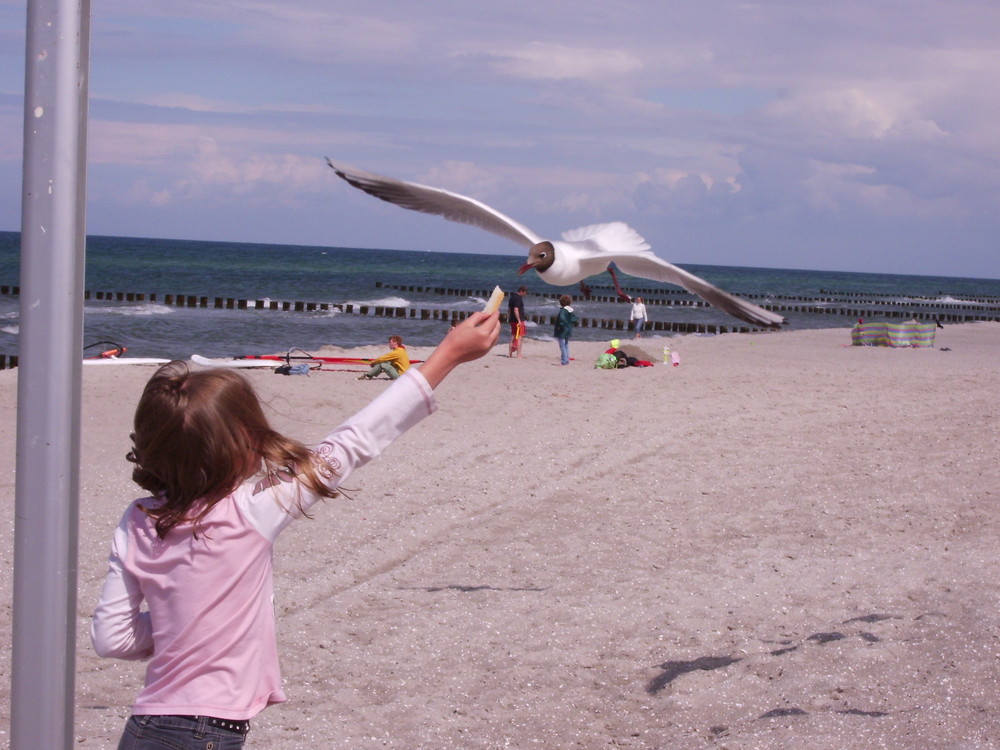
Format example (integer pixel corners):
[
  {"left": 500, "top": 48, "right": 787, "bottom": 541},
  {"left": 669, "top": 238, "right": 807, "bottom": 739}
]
[{"left": 1, "top": 323, "right": 999, "bottom": 749}]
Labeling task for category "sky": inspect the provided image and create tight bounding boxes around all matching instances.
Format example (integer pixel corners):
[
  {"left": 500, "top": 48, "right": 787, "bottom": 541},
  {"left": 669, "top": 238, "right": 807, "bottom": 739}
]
[{"left": 1, "top": 0, "right": 999, "bottom": 279}]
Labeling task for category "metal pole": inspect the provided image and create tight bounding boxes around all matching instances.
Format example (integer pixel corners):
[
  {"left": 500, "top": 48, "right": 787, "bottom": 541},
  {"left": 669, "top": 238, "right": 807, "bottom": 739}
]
[{"left": 12, "top": 0, "right": 90, "bottom": 746}]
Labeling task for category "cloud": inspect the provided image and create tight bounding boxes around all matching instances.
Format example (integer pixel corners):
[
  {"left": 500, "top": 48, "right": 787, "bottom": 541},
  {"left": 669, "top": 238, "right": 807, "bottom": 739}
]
[
  {"left": 800, "top": 158, "right": 967, "bottom": 220},
  {"left": 419, "top": 160, "right": 504, "bottom": 200},
  {"left": 232, "top": 5, "right": 421, "bottom": 64},
  {"left": 483, "top": 42, "right": 643, "bottom": 83},
  {"left": 131, "top": 93, "right": 331, "bottom": 116},
  {"left": 87, "top": 120, "right": 332, "bottom": 209},
  {"left": 761, "top": 88, "right": 914, "bottom": 140}
]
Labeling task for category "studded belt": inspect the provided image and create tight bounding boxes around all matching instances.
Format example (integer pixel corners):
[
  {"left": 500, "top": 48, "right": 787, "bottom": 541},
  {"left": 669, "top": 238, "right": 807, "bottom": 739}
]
[{"left": 177, "top": 715, "right": 251, "bottom": 734}]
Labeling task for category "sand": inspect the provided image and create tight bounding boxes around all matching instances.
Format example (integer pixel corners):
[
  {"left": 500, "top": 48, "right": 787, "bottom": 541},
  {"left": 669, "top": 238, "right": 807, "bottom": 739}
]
[{"left": 1, "top": 323, "right": 999, "bottom": 749}]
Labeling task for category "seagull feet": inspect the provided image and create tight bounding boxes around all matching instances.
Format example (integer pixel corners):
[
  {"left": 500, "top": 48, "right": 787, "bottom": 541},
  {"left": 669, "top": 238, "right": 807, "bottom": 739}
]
[{"left": 606, "top": 264, "right": 632, "bottom": 302}]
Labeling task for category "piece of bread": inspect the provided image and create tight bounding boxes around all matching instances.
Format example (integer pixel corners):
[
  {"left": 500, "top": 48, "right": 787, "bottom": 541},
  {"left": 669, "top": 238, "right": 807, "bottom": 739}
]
[{"left": 483, "top": 285, "right": 505, "bottom": 313}]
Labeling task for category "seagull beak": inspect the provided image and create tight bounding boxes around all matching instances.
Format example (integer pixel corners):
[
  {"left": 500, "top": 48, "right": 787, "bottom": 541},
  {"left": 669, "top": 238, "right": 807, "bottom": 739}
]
[{"left": 517, "top": 262, "right": 534, "bottom": 275}]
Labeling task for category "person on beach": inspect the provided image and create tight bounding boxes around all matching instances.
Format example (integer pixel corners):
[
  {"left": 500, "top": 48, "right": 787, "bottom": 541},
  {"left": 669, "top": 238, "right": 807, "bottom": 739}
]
[
  {"left": 91, "top": 312, "right": 501, "bottom": 750},
  {"left": 630, "top": 297, "right": 647, "bottom": 338},
  {"left": 554, "top": 294, "right": 578, "bottom": 365},
  {"left": 508, "top": 285, "right": 527, "bottom": 358},
  {"left": 358, "top": 334, "right": 409, "bottom": 380}
]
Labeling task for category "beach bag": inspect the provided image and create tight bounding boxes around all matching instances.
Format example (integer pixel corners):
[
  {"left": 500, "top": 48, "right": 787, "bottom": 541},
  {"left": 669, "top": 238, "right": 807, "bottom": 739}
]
[
  {"left": 275, "top": 362, "right": 311, "bottom": 375},
  {"left": 594, "top": 352, "right": 619, "bottom": 369}
]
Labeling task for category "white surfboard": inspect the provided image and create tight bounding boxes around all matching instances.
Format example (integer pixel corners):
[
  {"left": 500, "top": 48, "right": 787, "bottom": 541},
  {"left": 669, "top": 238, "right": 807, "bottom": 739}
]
[
  {"left": 190, "top": 354, "right": 279, "bottom": 368},
  {"left": 83, "top": 357, "right": 172, "bottom": 366}
]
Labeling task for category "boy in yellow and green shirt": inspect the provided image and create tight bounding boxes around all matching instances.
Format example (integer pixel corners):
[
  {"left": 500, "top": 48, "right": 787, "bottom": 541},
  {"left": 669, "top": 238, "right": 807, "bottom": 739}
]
[{"left": 358, "top": 335, "right": 410, "bottom": 380}]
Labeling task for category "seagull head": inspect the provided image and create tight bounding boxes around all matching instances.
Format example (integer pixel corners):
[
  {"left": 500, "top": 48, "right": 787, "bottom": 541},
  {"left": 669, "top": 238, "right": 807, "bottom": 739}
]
[{"left": 518, "top": 241, "right": 555, "bottom": 276}]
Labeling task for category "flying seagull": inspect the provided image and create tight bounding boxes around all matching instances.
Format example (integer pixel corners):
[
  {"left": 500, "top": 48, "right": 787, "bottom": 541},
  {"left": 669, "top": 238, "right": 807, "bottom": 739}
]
[{"left": 325, "top": 159, "right": 786, "bottom": 328}]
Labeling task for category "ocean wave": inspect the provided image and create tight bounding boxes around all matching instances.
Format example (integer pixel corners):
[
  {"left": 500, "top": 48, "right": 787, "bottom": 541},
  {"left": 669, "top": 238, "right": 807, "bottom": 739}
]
[
  {"left": 442, "top": 295, "right": 519, "bottom": 310},
  {"left": 1, "top": 325, "right": 17, "bottom": 335},
  {"left": 344, "top": 296, "right": 410, "bottom": 307},
  {"left": 936, "top": 296, "right": 990, "bottom": 306},
  {"left": 86, "top": 303, "right": 175, "bottom": 317}
]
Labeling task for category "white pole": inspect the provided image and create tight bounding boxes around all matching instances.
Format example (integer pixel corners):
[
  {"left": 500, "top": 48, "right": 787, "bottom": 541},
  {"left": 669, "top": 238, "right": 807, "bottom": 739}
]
[{"left": 12, "top": 0, "right": 90, "bottom": 746}]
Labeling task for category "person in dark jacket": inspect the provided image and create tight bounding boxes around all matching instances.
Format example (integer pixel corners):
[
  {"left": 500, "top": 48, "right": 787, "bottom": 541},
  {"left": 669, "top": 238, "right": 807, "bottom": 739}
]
[{"left": 554, "top": 294, "right": 578, "bottom": 365}]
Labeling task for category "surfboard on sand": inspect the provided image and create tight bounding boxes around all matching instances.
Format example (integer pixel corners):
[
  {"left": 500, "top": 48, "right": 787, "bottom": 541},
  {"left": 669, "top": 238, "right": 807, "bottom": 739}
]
[
  {"left": 83, "top": 357, "right": 171, "bottom": 366},
  {"left": 239, "top": 354, "right": 370, "bottom": 365},
  {"left": 192, "top": 350, "right": 424, "bottom": 370},
  {"left": 190, "top": 354, "right": 280, "bottom": 369}
]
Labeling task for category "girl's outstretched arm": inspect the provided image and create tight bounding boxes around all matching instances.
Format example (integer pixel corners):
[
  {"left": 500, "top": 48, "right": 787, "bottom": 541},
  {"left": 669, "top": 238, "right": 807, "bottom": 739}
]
[
  {"left": 419, "top": 311, "right": 500, "bottom": 389},
  {"left": 239, "top": 311, "right": 499, "bottom": 541}
]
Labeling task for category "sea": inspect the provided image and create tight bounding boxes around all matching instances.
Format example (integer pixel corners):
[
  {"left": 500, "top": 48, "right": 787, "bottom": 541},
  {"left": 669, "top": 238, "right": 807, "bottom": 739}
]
[{"left": 2, "top": 230, "right": 999, "bottom": 361}]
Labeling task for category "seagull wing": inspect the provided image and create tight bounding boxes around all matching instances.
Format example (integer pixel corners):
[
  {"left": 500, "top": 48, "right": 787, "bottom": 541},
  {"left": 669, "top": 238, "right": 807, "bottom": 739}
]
[
  {"left": 574, "top": 245, "right": 786, "bottom": 328},
  {"left": 326, "top": 159, "right": 543, "bottom": 249},
  {"left": 558, "top": 223, "right": 783, "bottom": 326}
]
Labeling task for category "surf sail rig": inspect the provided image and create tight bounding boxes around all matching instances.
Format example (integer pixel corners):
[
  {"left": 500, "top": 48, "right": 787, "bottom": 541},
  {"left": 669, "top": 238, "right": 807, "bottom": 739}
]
[
  {"left": 83, "top": 340, "right": 127, "bottom": 358},
  {"left": 237, "top": 347, "right": 423, "bottom": 366}
]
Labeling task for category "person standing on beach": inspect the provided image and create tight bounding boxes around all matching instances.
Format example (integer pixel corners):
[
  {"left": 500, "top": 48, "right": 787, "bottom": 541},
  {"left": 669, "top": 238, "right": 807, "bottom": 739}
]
[
  {"left": 91, "top": 312, "right": 500, "bottom": 750},
  {"left": 554, "top": 294, "right": 578, "bottom": 365},
  {"left": 630, "top": 297, "right": 648, "bottom": 339},
  {"left": 358, "top": 335, "right": 409, "bottom": 380},
  {"left": 508, "top": 285, "right": 527, "bottom": 358}
]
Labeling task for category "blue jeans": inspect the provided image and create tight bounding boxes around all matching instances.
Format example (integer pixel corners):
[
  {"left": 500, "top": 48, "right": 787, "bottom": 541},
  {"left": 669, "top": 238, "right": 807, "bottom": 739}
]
[
  {"left": 558, "top": 337, "right": 570, "bottom": 365},
  {"left": 117, "top": 715, "right": 247, "bottom": 750}
]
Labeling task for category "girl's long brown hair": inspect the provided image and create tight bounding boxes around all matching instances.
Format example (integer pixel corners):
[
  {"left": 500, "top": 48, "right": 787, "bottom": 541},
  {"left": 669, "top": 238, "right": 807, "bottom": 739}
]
[{"left": 128, "top": 361, "right": 339, "bottom": 538}]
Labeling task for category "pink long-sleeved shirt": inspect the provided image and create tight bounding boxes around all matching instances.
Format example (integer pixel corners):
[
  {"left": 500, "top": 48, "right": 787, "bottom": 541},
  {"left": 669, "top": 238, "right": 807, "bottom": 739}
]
[{"left": 91, "top": 369, "right": 436, "bottom": 720}]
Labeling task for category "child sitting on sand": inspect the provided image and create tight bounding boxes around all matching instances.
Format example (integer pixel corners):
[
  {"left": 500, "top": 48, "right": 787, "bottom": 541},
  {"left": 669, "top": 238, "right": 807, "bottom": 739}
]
[
  {"left": 358, "top": 334, "right": 409, "bottom": 380},
  {"left": 91, "top": 311, "right": 500, "bottom": 749}
]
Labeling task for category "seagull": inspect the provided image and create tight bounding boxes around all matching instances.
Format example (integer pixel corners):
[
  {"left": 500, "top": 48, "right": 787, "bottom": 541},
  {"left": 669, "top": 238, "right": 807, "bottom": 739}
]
[{"left": 326, "top": 159, "right": 786, "bottom": 328}]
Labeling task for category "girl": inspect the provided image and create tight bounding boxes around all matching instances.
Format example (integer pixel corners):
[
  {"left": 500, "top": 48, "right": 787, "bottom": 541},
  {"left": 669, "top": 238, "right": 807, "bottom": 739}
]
[
  {"left": 92, "top": 312, "right": 500, "bottom": 749},
  {"left": 629, "top": 296, "right": 647, "bottom": 338}
]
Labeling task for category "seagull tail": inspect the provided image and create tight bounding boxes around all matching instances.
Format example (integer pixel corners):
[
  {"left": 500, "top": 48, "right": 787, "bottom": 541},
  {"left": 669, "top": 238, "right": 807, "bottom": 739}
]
[{"left": 561, "top": 222, "right": 651, "bottom": 255}]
